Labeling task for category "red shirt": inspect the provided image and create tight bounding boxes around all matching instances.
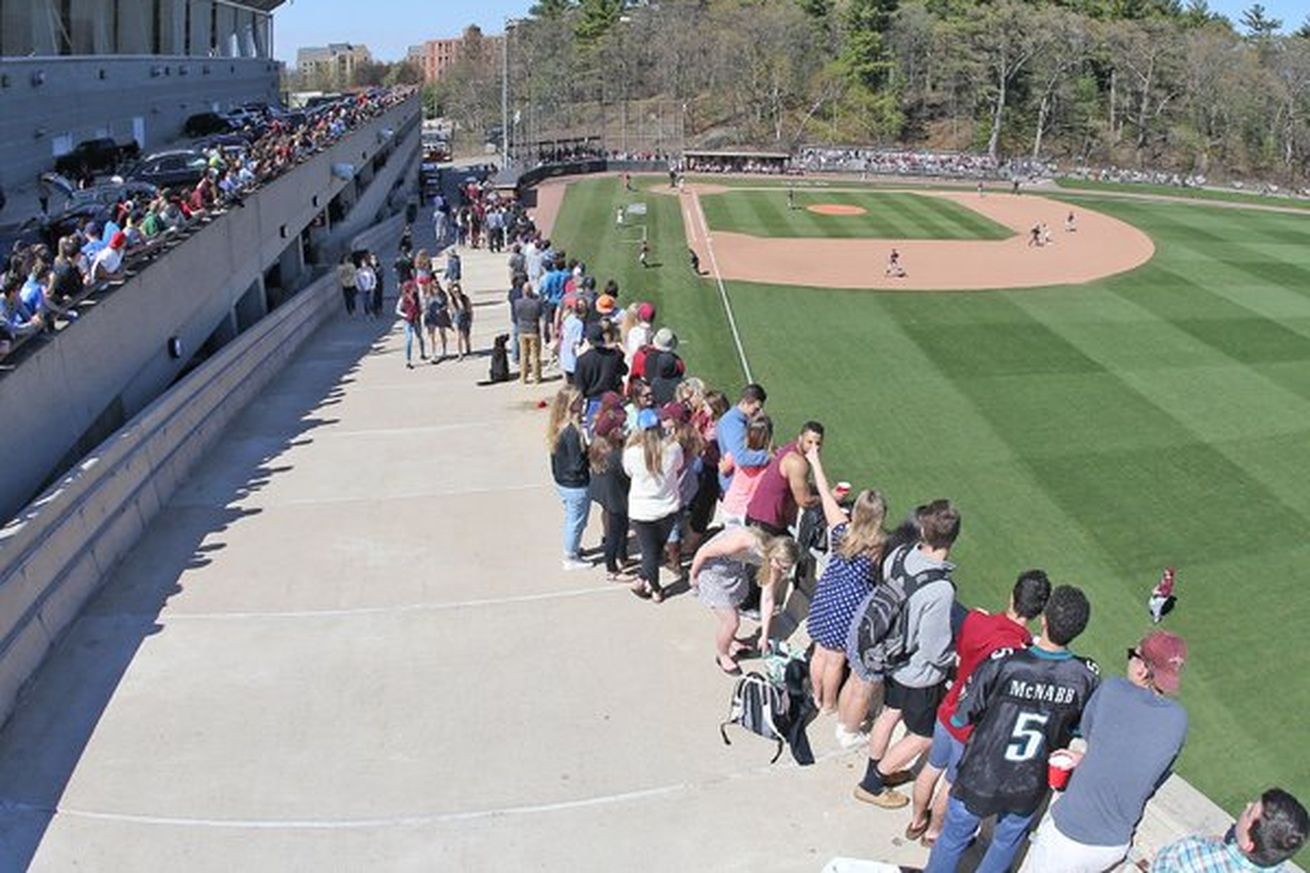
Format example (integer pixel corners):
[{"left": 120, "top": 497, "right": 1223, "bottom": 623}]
[{"left": 938, "top": 610, "right": 1033, "bottom": 742}]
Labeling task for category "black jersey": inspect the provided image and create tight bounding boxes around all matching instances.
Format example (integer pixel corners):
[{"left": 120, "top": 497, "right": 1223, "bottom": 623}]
[{"left": 951, "top": 646, "right": 1100, "bottom": 817}]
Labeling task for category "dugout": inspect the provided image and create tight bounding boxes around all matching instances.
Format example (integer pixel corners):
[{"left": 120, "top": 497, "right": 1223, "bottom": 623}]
[{"left": 683, "top": 149, "right": 791, "bottom": 174}]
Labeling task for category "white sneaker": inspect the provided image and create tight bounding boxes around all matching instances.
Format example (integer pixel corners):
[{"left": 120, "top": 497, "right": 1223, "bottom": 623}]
[
  {"left": 561, "top": 557, "right": 591, "bottom": 571},
  {"left": 835, "top": 725, "right": 869, "bottom": 751}
]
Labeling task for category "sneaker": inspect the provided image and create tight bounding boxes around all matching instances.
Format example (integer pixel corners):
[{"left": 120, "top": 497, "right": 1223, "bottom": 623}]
[
  {"left": 852, "top": 785, "right": 910, "bottom": 809},
  {"left": 835, "top": 725, "right": 869, "bottom": 751},
  {"left": 740, "top": 607, "right": 761, "bottom": 621},
  {"left": 561, "top": 557, "right": 591, "bottom": 571}
]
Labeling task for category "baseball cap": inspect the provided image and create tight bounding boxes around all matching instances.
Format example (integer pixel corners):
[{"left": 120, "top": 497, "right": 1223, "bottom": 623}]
[
  {"left": 585, "top": 322, "right": 605, "bottom": 344},
  {"left": 653, "top": 328, "right": 677, "bottom": 352},
  {"left": 599, "top": 390, "right": 625, "bottom": 411},
  {"left": 1138, "top": 631, "right": 1187, "bottom": 694},
  {"left": 637, "top": 302, "right": 656, "bottom": 322},
  {"left": 595, "top": 294, "right": 616, "bottom": 315},
  {"left": 637, "top": 408, "right": 661, "bottom": 431},
  {"left": 658, "top": 401, "right": 688, "bottom": 423},
  {"left": 109, "top": 231, "right": 127, "bottom": 249}
]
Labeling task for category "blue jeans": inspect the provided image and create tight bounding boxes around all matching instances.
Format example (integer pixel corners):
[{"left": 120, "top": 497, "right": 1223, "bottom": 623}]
[
  {"left": 556, "top": 485, "right": 590, "bottom": 559},
  {"left": 404, "top": 321, "right": 418, "bottom": 363},
  {"left": 925, "top": 794, "right": 1036, "bottom": 873}
]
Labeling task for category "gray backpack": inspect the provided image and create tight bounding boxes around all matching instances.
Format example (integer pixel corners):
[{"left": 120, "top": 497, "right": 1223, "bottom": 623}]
[{"left": 845, "top": 543, "right": 950, "bottom": 679}]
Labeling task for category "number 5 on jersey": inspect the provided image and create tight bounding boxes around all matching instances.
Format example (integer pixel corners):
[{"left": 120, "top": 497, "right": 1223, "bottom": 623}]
[{"left": 1005, "top": 711, "right": 1050, "bottom": 762}]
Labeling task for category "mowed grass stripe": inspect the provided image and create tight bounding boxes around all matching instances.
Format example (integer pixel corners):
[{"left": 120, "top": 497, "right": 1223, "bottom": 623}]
[{"left": 699, "top": 189, "right": 1011, "bottom": 240}]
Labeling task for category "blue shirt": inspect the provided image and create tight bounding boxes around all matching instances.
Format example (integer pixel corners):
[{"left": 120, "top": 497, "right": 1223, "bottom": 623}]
[
  {"left": 715, "top": 406, "right": 770, "bottom": 492},
  {"left": 560, "top": 314, "right": 584, "bottom": 373},
  {"left": 20, "top": 277, "right": 45, "bottom": 314},
  {"left": 540, "top": 269, "right": 568, "bottom": 305}
]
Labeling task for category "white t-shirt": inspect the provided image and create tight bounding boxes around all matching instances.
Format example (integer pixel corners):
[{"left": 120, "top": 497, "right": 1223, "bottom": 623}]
[
  {"left": 622, "top": 440, "right": 683, "bottom": 522},
  {"left": 355, "top": 266, "right": 376, "bottom": 292},
  {"left": 91, "top": 246, "right": 123, "bottom": 281},
  {"left": 626, "top": 323, "right": 652, "bottom": 364}
]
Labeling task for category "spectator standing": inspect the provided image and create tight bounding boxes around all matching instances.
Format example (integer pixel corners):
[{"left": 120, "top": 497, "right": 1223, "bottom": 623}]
[
  {"left": 338, "top": 255, "right": 358, "bottom": 316},
  {"left": 716, "top": 383, "right": 769, "bottom": 494},
  {"left": 589, "top": 410, "right": 633, "bottom": 580},
  {"left": 745, "top": 421, "right": 824, "bottom": 537},
  {"left": 355, "top": 256, "right": 377, "bottom": 318},
  {"left": 1021, "top": 631, "right": 1190, "bottom": 872},
  {"left": 558, "top": 298, "right": 587, "bottom": 385},
  {"left": 1151, "top": 788, "right": 1307, "bottom": 872},
  {"left": 907, "top": 571, "right": 1052, "bottom": 846},
  {"left": 507, "top": 243, "right": 526, "bottom": 284},
  {"left": 719, "top": 414, "right": 773, "bottom": 526},
  {"left": 689, "top": 525, "right": 799, "bottom": 675},
  {"left": 513, "top": 282, "right": 544, "bottom": 384},
  {"left": 574, "top": 322, "right": 629, "bottom": 422},
  {"left": 423, "top": 280, "right": 453, "bottom": 362},
  {"left": 647, "top": 329, "right": 686, "bottom": 406},
  {"left": 451, "top": 283, "right": 473, "bottom": 361},
  {"left": 395, "top": 281, "right": 422, "bottom": 369},
  {"left": 369, "top": 252, "right": 385, "bottom": 318},
  {"left": 626, "top": 302, "right": 656, "bottom": 366},
  {"left": 924, "top": 585, "right": 1100, "bottom": 873},
  {"left": 548, "top": 386, "right": 592, "bottom": 571},
  {"left": 855, "top": 500, "right": 961, "bottom": 809},
  {"left": 804, "top": 448, "right": 888, "bottom": 713},
  {"left": 623, "top": 409, "right": 684, "bottom": 603}
]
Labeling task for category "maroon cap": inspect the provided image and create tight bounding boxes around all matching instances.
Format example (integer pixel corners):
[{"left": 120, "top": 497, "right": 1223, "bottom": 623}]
[
  {"left": 109, "top": 231, "right": 128, "bottom": 249},
  {"left": 658, "top": 401, "right": 688, "bottom": 424},
  {"left": 598, "top": 391, "right": 624, "bottom": 411},
  {"left": 1139, "top": 631, "right": 1188, "bottom": 694},
  {"left": 593, "top": 409, "right": 625, "bottom": 438},
  {"left": 637, "top": 302, "right": 656, "bottom": 323}
]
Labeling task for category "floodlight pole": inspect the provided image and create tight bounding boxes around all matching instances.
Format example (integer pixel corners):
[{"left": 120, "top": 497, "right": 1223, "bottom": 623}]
[{"left": 501, "top": 20, "right": 514, "bottom": 169}]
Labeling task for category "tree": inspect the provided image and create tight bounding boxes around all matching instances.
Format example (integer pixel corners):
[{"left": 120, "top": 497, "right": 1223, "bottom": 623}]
[
  {"left": 968, "top": 0, "right": 1053, "bottom": 159},
  {"left": 841, "top": 0, "right": 899, "bottom": 91},
  {"left": 1295, "top": 15, "right": 1310, "bottom": 39},
  {"left": 529, "top": 0, "right": 574, "bottom": 19},
  {"left": 575, "top": 0, "right": 627, "bottom": 44},
  {"left": 1240, "top": 4, "right": 1282, "bottom": 39}
]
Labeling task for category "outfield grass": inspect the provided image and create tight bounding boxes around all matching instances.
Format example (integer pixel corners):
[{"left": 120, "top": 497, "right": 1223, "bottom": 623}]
[
  {"left": 549, "top": 176, "right": 1310, "bottom": 815},
  {"left": 698, "top": 189, "right": 1012, "bottom": 240},
  {"left": 1056, "top": 177, "right": 1310, "bottom": 211}
]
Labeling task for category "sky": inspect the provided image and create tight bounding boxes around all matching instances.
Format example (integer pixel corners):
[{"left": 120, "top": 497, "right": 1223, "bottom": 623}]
[
  {"left": 272, "top": 0, "right": 1308, "bottom": 65},
  {"left": 274, "top": 0, "right": 533, "bottom": 64}
]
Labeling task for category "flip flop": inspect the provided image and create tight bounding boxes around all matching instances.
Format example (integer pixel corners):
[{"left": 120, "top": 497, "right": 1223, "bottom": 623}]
[
  {"left": 630, "top": 583, "right": 651, "bottom": 600},
  {"left": 716, "top": 657, "right": 742, "bottom": 676},
  {"left": 905, "top": 817, "right": 931, "bottom": 841}
]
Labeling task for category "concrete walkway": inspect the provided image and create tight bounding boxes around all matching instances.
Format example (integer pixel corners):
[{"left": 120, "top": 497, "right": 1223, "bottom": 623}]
[{"left": 0, "top": 229, "right": 929, "bottom": 871}]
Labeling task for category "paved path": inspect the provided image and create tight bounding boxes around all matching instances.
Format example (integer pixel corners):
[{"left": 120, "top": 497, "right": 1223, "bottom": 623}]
[{"left": 0, "top": 225, "right": 929, "bottom": 871}]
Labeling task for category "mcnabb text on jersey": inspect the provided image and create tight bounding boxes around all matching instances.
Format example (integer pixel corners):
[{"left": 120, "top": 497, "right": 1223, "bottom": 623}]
[{"left": 951, "top": 647, "right": 1100, "bottom": 816}]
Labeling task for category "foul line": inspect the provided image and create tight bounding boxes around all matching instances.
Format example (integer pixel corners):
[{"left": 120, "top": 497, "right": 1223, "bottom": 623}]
[{"left": 685, "top": 190, "right": 752, "bottom": 383}]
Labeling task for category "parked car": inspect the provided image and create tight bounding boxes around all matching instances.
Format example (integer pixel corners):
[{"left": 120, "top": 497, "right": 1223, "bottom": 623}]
[
  {"left": 53, "top": 137, "right": 141, "bottom": 179},
  {"left": 191, "top": 132, "right": 250, "bottom": 150},
  {"left": 184, "top": 112, "right": 234, "bottom": 138},
  {"left": 130, "top": 150, "right": 210, "bottom": 189},
  {"left": 19, "top": 180, "right": 158, "bottom": 249}
]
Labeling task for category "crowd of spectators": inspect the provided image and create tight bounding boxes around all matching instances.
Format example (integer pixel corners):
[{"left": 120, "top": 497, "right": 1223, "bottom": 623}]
[
  {"left": 1061, "top": 164, "right": 1310, "bottom": 199},
  {"left": 522, "top": 234, "right": 1307, "bottom": 870},
  {"left": 1, "top": 86, "right": 417, "bottom": 363},
  {"left": 682, "top": 154, "right": 793, "bottom": 175}
]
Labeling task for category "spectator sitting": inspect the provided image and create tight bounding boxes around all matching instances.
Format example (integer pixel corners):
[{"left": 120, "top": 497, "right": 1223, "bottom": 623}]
[
  {"left": 1151, "top": 788, "right": 1307, "bottom": 872},
  {"left": 90, "top": 232, "right": 128, "bottom": 284}
]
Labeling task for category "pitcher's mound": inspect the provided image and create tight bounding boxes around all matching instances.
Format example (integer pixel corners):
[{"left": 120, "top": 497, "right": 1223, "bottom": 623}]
[{"left": 807, "top": 203, "right": 867, "bottom": 216}]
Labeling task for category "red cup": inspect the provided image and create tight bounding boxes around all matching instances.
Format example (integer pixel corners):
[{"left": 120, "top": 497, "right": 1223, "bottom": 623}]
[
  {"left": 833, "top": 481, "right": 852, "bottom": 501},
  {"left": 1048, "top": 750, "right": 1076, "bottom": 790}
]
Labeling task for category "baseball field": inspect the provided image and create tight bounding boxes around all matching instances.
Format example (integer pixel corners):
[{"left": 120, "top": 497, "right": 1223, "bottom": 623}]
[{"left": 543, "top": 174, "right": 1310, "bottom": 815}]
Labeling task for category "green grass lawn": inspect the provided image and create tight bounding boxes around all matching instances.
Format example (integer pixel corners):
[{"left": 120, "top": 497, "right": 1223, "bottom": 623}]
[
  {"left": 1056, "top": 177, "right": 1310, "bottom": 211},
  {"left": 549, "top": 176, "right": 1310, "bottom": 815},
  {"left": 697, "top": 189, "right": 1013, "bottom": 240}
]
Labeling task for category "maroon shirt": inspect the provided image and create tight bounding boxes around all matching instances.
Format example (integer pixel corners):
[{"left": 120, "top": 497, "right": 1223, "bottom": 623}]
[{"left": 745, "top": 441, "right": 800, "bottom": 532}]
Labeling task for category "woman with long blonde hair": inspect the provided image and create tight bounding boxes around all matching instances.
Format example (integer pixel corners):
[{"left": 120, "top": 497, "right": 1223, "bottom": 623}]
[
  {"left": 689, "top": 525, "right": 799, "bottom": 675},
  {"left": 622, "top": 409, "right": 683, "bottom": 602},
  {"left": 547, "top": 385, "right": 592, "bottom": 571},
  {"left": 804, "top": 445, "right": 888, "bottom": 722}
]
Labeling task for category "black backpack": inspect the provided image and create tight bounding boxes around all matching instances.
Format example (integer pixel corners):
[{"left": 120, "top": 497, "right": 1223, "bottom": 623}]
[{"left": 845, "top": 543, "right": 951, "bottom": 679}]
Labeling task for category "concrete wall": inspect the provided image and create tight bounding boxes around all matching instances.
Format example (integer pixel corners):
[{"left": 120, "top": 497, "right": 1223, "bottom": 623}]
[
  {"left": 0, "top": 96, "right": 421, "bottom": 524},
  {"left": 0, "top": 55, "right": 281, "bottom": 191}
]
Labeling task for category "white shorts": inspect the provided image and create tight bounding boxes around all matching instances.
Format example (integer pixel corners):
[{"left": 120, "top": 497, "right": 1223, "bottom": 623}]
[{"left": 1019, "top": 812, "right": 1128, "bottom": 873}]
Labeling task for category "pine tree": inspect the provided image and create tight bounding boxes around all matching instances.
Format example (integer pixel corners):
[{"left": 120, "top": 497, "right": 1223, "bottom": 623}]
[
  {"left": 841, "top": 0, "right": 899, "bottom": 90},
  {"left": 1239, "top": 3, "right": 1282, "bottom": 39}
]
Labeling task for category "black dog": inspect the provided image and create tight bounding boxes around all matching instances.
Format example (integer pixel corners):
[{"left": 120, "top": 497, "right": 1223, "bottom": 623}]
[{"left": 489, "top": 334, "right": 511, "bottom": 383}]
